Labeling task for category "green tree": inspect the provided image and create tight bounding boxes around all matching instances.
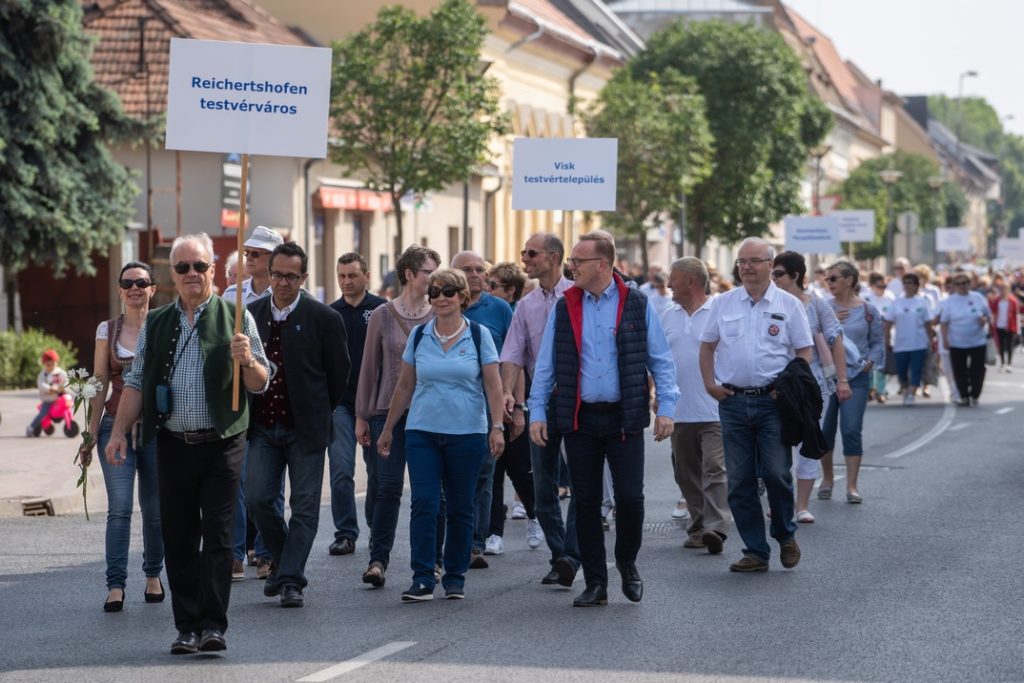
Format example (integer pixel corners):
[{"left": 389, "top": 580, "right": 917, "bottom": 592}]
[
  {"left": 630, "top": 20, "right": 832, "bottom": 255},
  {"left": 832, "top": 151, "right": 966, "bottom": 260},
  {"left": 927, "top": 95, "right": 1003, "bottom": 152},
  {"left": 0, "top": 0, "right": 139, "bottom": 324},
  {"left": 329, "top": 0, "right": 506, "bottom": 259},
  {"left": 583, "top": 69, "right": 713, "bottom": 272}
]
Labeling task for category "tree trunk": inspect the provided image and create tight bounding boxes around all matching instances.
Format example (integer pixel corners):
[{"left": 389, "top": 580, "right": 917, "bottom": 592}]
[
  {"left": 692, "top": 220, "right": 706, "bottom": 261},
  {"left": 638, "top": 226, "right": 650, "bottom": 277},
  {"left": 4, "top": 267, "right": 18, "bottom": 331},
  {"left": 391, "top": 193, "right": 404, "bottom": 264}
]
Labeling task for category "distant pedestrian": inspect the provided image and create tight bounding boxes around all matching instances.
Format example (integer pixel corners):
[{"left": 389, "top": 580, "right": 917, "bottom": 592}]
[
  {"left": 864, "top": 272, "right": 895, "bottom": 403},
  {"left": 940, "top": 273, "right": 991, "bottom": 405},
  {"left": 224, "top": 250, "right": 242, "bottom": 289},
  {"left": 26, "top": 350, "right": 66, "bottom": 437},
  {"left": 883, "top": 272, "right": 936, "bottom": 406},
  {"left": 990, "top": 283, "right": 1018, "bottom": 372}
]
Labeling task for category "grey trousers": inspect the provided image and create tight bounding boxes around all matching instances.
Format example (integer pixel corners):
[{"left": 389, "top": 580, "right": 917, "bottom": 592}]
[{"left": 671, "top": 421, "right": 730, "bottom": 537}]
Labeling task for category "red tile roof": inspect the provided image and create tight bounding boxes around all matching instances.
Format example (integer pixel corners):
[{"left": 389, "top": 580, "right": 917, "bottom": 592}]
[
  {"left": 83, "top": 0, "right": 311, "bottom": 119},
  {"left": 783, "top": 6, "right": 865, "bottom": 121}
]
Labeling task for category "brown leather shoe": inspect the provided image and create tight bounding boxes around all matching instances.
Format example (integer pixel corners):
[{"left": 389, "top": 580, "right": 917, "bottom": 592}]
[
  {"left": 701, "top": 530, "right": 725, "bottom": 555},
  {"left": 231, "top": 559, "right": 245, "bottom": 582},
  {"left": 362, "top": 561, "right": 386, "bottom": 588},
  {"left": 779, "top": 538, "right": 801, "bottom": 569},
  {"left": 729, "top": 554, "right": 769, "bottom": 573},
  {"left": 683, "top": 533, "right": 705, "bottom": 549}
]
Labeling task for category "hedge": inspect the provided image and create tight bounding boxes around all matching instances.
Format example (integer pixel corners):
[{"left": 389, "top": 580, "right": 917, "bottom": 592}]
[{"left": 0, "top": 329, "right": 79, "bottom": 389}]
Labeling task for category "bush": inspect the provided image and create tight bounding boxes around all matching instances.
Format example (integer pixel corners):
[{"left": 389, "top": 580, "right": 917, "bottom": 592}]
[{"left": 0, "top": 329, "right": 79, "bottom": 389}]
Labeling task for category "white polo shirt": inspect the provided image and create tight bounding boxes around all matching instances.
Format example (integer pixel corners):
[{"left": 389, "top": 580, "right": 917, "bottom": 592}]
[
  {"left": 939, "top": 292, "right": 991, "bottom": 349},
  {"left": 884, "top": 295, "right": 931, "bottom": 352},
  {"left": 662, "top": 298, "right": 719, "bottom": 423},
  {"left": 701, "top": 283, "right": 813, "bottom": 388}
]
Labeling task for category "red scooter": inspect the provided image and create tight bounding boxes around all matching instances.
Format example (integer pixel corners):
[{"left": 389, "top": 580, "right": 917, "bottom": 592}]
[{"left": 32, "top": 394, "right": 80, "bottom": 438}]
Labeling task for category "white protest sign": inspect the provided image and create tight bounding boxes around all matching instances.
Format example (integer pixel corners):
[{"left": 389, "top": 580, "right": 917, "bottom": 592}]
[
  {"left": 512, "top": 138, "right": 617, "bottom": 210},
  {"left": 784, "top": 215, "right": 840, "bottom": 254},
  {"left": 165, "top": 39, "right": 332, "bottom": 158},
  {"left": 935, "top": 227, "right": 972, "bottom": 252},
  {"left": 832, "top": 210, "right": 875, "bottom": 242},
  {"left": 997, "top": 237, "right": 1024, "bottom": 261}
]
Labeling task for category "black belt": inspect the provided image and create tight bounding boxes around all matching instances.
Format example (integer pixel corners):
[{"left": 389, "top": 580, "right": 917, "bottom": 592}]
[
  {"left": 723, "top": 383, "right": 774, "bottom": 397},
  {"left": 579, "top": 401, "right": 622, "bottom": 413},
  {"left": 164, "top": 428, "right": 221, "bottom": 445}
]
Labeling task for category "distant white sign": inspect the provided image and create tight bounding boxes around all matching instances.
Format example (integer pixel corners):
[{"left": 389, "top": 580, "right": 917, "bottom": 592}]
[
  {"left": 784, "top": 215, "right": 840, "bottom": 254},
  {"left": 165, "top": 38, "right": 332, "bottom": 158},
  {"left": 832, "top": 210, "right": 875, "bottom": 242},
  {"left": 935, "top": 227, "right": 972, "bottom": 252},
  {"left": 997, "top": 237, "right": 1024, "bottom": 261},
  {"left": 512, "top": 138, "right": 617, "bottom": 211}
]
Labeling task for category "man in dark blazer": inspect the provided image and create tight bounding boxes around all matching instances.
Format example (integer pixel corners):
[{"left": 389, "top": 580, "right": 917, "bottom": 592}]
[{"left": 247, "top": 241, "right": 350, "bottom": 607}]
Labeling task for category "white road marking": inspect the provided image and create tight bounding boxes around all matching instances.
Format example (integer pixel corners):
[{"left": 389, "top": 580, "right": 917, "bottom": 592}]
[
  {"left": 297, "top": 642, "right": 417, "bottom": 682},
  {"left": 883, "top": 381, "right": 956, "bottom": 459},
  {"left": 995, "top": 407, "right": 1015, "bottom": 415},
  {"left": 948, "top": 423, "right": 970, "bottom": 431}
]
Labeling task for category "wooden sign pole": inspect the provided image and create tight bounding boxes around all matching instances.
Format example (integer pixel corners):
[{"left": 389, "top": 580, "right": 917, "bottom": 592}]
[{"left": 231, "top": 153, "right": 249, "bottom": 411}]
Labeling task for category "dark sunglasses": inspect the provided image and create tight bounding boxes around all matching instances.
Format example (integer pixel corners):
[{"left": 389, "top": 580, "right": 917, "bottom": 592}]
[
  {"left": 119, "top": 278, "right": 153, "bottom": 290},
  {"left": 825, "top": 275, "right": 844, "bottom": 283},
  {"left": 520, "top": 249, "right": 547, "bottom": 259},
  {"left": 428, "top": 284, "right": 460, "bottom": 300},
  {"left": 488, "top": 280, "right": 507, "bottom": 290},
  {"left": 770, "top": 270, "right": 788, "bottom": 279},
  {"left": 173, "top": 261, "right": 211, "bottom": 274},
  {"left": 243, "top": 249, "right": 268, "bottom": 259}
]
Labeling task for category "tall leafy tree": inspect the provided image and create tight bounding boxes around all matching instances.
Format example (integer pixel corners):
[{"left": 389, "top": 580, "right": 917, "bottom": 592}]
[
  {"left": 630, "top": 20, "right": 832, "bottom": 256},
  {"left": 927, "top": 95, "right": 1004, "bottom": 153},
  {"left": 833, "top": 151, "right": 966, "bottom": 260},
  {"left": 584, "top": 69, "right": 713, "bottom": 272},
  {"left": 329, "top": 0, "right": 506, "bottom": 259},
  {"left": 0, "top": 0, "right": 139, "bottom": 323}
]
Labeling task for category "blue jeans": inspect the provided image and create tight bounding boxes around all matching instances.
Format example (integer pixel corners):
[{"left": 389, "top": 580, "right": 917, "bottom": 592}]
[
  {"left": 29, "top": 401, "right": 54, "bottom": 431},
  {"left": 895, "top": 348, "right": 927, "bottom": 388},
  {"left": 233, "top": 446, "right": 277, "bottom": 562},
  {"left": 472, "top": 455, "right": 496, "bottom": 553},
  {"left": 368, "top": 413, "right": 407, "bottom": 569},
  {"left": 530, "top": 405, "right": 579, "bottom": 569},
  {"left": 327, "top": 404, "right": 361, "bottom": 542},
  {"left": 96, "top": 414, "right": 163, "bottom": 589},
  {"left": 247, "top": 423, "right": 325, "bottom": 590},
  {"left": 822, "top": 372, "right": 870, "bottom": 455},
  {"left": 405, "top": 430, "right": 486, "bottom": 590},
  {"left": 718, "top": 393, "right": 796, "bottom": 562}
]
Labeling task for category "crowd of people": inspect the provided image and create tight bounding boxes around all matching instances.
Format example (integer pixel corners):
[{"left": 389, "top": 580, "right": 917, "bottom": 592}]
[{"left": 55, "top": 222, "right": 1022, "bottom": 654}]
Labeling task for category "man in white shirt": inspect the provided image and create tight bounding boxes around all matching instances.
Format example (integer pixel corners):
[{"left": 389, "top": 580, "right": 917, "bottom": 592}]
[
  {"left": 662, "top": 258, "right": 730, "bottom": 555},
  {"left": 699, "top": 238, "right": 813, "bottom": 573},
  {"left": 885, "top": 258, "right": 911, "bottom": 299},
  {"left": 223, "top": 225, "right": 284, "bottom": 305}
]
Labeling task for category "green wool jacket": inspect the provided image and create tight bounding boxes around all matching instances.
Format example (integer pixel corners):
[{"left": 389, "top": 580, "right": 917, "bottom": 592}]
[{"left": 140, "top": 296, "right": 249, "bottom": 445}]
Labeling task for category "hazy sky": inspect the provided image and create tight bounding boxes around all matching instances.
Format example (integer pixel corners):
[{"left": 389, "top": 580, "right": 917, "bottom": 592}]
[{"left": 783, "top": 0, "right": 1023, "bottom": 138}]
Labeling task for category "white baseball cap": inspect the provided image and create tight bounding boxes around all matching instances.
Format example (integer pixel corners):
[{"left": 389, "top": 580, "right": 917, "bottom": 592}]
[{"left": 243, "top": 225, "right": 284, "bottom": 252}]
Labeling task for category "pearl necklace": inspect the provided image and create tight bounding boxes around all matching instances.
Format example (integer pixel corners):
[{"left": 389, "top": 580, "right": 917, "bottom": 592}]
[
  {"left": 434, "top": 318, "right": 466, "bottom": 344},
  {"left": 396, "top": 297, "right": 428, "bottom": 318}
]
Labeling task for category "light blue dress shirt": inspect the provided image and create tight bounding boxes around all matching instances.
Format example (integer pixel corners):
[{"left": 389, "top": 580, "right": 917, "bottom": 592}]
[{"left": 528, "top": 279, "right": 679, "bottom": 424}]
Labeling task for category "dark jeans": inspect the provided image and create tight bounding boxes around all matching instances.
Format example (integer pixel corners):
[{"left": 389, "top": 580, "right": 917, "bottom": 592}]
[
  {"left": 490, "top": 427, "right": 535, "bottom": 537},
  {"left": 718, "top": 393, "right": 796, "bottom": 562},
  {"left": 950, "top": 345, "right": 987, "bottom": 400},
  {"left": 406, "top": 430, "right": 486, "bottom": 589},
  {"left": 233, "top": 446, "right": 276, "bottom": 562},
  {"left": 530, "top": 406, "right": 579, "bottom": 569},
  {"left": 563, "top": 402, "right": 644, "bottom": 588},
  {"left": 327, "top": 404, "right": 362, "bottom": 542},
  {"left": 368, "top": 413, "right": 407, "bottom": 569},
  {"left": 895, "top": 348, "right": 927, "bottom": 388},
  {"left": 247, "top": 423, "right": 326, "bottom": 590},
  {"left": 29, "top": 400, "right": 54, "bottom": 431},
  {"left": 996, "top": 329, "right": 1014, "bottom": 365},
  {"left": 156, "top": 430, "right": 244, "bottom": 635}
]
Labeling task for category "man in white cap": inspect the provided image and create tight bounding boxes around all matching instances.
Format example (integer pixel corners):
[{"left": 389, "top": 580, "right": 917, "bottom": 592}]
[{"left": 223, "top": 225, "right": 285, "bottom": 306}]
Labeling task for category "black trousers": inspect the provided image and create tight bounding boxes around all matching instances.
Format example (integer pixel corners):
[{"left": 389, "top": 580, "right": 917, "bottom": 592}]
[
  {"left": 157, "top": 431, "right": 245, "bottom": 634},
  {"left": 489, "top": 426, "right": 535, "bottom": 536},
  {"left": 950, "top": 345, "right": 987, "bottom": 400},
  {"left": 563, "top": 403, "right": 645, "bottom": 588}
]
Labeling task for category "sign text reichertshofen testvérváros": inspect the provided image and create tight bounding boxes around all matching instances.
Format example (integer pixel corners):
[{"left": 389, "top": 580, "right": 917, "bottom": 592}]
[{"left": 191, "top": 76, "right": 309, "bottom": 115}]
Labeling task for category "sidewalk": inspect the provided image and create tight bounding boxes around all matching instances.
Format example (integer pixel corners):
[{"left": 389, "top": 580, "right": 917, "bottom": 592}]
[{"left": 0, "top": 389, "right": 367, "bottom": 518}]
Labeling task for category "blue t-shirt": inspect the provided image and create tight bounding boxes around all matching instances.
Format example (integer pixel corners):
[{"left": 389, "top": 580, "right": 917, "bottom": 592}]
[
  {"left": 465, "top": 292, "right": 513, "bottom": 354},
  {"left": 402, "top": 318, "right": 499, "bottom": 434}
]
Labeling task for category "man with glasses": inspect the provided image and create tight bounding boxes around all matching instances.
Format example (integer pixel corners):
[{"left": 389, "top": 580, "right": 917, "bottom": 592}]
[
  {"left": 500, "top": 233, "right": 581, "bottom": 589},
  {"left": 247, "top": 242, "right": 350, "bottom": 608},
  {"left": 529, "top": 231, "right": 679, "bottom": 606},
  {"left": 106, "top": 233, "right": 270, "bottom": 654},
  {"left": 699, "top": 237, "right": 812, "bottom": 573}
]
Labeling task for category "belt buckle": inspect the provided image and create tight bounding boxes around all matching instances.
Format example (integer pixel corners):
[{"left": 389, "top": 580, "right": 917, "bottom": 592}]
[{"left": 742, "top": 388, "right": 759, "bottom": 396}]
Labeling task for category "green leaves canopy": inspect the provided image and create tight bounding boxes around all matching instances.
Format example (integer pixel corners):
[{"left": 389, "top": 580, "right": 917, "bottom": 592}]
[{"left": 0, "top": 0, "right": 138, "bottom": 276}]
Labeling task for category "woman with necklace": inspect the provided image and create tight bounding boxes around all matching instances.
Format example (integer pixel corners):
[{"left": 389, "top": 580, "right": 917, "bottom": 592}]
[
  {"left": 377, "top": 268, "right": 505, "bottom": 602},
  {"left": 355, "top": 245, "right": 439, "bottom": 589},
  {"left": 819, "top": 260, "right": 884, "bottom": 504},
  {"left": 79, "top": 261, "right": 165, "bottom": 612}
]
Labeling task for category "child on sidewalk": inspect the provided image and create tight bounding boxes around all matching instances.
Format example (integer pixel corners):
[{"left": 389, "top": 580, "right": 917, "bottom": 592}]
[{"left": 26, "top": 349, "right": 66, "bottom": 437}]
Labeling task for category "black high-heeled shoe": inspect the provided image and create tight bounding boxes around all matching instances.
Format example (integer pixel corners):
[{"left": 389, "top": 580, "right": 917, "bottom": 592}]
[
  {"left": 103, "top": 588, "right": 124, "bottom": 613},
  {"left": 144, "top": 578, "right": 165, "bottom": 604}
]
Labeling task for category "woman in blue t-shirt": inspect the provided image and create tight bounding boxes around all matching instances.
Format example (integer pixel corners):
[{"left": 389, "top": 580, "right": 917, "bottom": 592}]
[{"left": 377, "top": 268, "right": 505, "bottom": 602}]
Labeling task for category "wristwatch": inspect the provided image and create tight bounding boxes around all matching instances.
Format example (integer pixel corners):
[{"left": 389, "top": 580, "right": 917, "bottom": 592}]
[
  {"left": 490, "top": 424, "right": 504, "bottom": 433},
  {"left": 242, "top": 356, "right": 256, "bottom": 369},
  {"left": 513, "top": 403, "right": 527, "bottom": 412}
]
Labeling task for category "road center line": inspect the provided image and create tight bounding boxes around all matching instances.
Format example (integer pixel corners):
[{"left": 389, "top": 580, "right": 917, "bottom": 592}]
[
  {"left": 297, "top": 642, "right": 417, "bottom": 682},
  {"left": 948, "top": 422, "right": 970, "bottom": 431},
  {"left": 995, "top": 407, "right": 1015, "bottom": 415},
  {"left": 883, "top": 383, "right": 956, "bottom": 459}
]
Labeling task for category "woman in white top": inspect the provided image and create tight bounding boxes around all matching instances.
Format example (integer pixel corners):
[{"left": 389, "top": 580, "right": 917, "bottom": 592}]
[
  {"left": 882, "top": 273, "right": 936, "bottom": 406},
  {"left": 940, "top": 273, "right": 992, "bottom": 405},
  {"left": 864, "top": 272, "right": 895, "bottom": 403}
]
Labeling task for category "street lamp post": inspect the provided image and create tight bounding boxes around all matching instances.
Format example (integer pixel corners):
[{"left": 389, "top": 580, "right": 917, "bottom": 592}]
[
  {"left": 955, "top": 70, "right": 978, "bottom": 166},
  {"left": 928, "top": 174, "right": 946, "bottom": 264},
  {"left": 880, "top": 168, "right": 903, "bottom": 268}
]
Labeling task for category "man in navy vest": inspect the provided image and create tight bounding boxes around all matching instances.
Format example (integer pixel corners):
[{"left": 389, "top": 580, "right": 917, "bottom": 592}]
[{"left": 529, "top": 231, "right": 679, "bottom": 606}]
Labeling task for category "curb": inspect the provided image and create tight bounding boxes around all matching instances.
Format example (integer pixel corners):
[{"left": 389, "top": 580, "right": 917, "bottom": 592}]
[{"left": 0, "top": 470, "right": 108, "bottom": 519}]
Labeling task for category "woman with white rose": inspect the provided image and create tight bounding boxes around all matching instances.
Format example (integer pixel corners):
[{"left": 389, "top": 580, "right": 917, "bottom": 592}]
[{"left": 80, "top": 261, "right": 164, "bottom": 612}]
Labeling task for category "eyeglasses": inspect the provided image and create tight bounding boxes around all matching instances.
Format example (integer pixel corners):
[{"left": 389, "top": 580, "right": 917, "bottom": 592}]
[
  {"left": 825, "top": 275, "right": 844, "bottom": 283},
  {"left": 119, "top": 278, "right": 153, "bottom": 290},
  {"left": 488, "top": 280, "right": 507, "bottom": 290},
  {"left": 428, "top": 284, "right": 461, "bottom": 300},
  {"left": 770, "top": 270, "right": 788, "bottom": 279},
  {"left": 173, "top": 261, "right": 212, "bottom": 274},
  {"left": 270, "top": 271, "right": 303, "bottom": 284},
  {"left": 735, "top": 258, "right": 771, "bottom": 267},
  {"left": 243, "top": 249, "right": 268, "bottom": 259},
  {"left": 953, "top": 279, "right": 970, "bottom": 285},
  {"left": 566, "top": 257, "right": 604, "bottom": 268},
  {"left": 521, "top": 249, "right": 548, "bottom": 259},
  {"left": 902, "top": 279, "right": 918, "bottom": 286}
]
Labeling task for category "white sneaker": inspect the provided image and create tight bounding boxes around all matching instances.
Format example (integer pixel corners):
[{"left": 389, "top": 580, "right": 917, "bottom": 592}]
[
  {"left": 510, "top": 501, "right": 527, "bottom": 519},
  {"left": 671, "top": 506, "right": 690, "bottom": 520},
  {"left": 526, "top": 519, "right": 544, "bottom": 549},
  {"left": 903, "top": 393, "right": 914, "bottom": 406},
  {"left": 484, "top": 534, "right": 503, "bottom": 556}
]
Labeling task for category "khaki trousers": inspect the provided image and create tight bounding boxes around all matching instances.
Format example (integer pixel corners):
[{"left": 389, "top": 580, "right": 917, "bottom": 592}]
[{"left": 670, "top": 422, "right": 730, "bottom": 537}]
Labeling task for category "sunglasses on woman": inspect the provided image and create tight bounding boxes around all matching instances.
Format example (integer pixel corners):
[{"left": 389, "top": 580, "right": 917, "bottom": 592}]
[
  {"left": 172, "top": 261, "right": 212, "bottom": 274},
  {"left": 770, "top": 270, "right": 788, "bottom": 279},
  {"left": 119, "top": 278, "right": 153, "bottom": 290},
  {"left": 428, "top": 284, "right": 461, "bottom": 300}
]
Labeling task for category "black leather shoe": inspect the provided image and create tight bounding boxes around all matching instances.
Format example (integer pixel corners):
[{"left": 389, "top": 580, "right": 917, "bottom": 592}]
[
  {"left": 280, "top": 584, "right": 304, "bottom": 608},
  {"left": 572, "top": 584, "right": 608, "bottom": 607},
  {"left": 264, "top": 579, "right": 281, "bottom": 598},
  {"left": 541, "top": 569, "right": 561, "bottom": 585},
  {"left": 198, "top": 629, "right": 226, "bottom": 652},
  {"left": 170, "top": 631, "right": 198, "bottom": 655},
  {"left": 553, "top": 556, "right": 577, "bottom": 587},
  {"left": 103, "top": 588, "right": 124, "bottom": 613},
  {"left": 617, "top": 562, "right": 643, "bottom": 603},
  {"left": 144, "top": 578, "right": 165, "bottom": 603},
  {"left": 328, "top": 538, "right": 355, "bottom": 556}
]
